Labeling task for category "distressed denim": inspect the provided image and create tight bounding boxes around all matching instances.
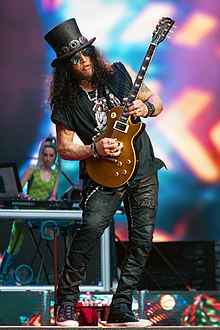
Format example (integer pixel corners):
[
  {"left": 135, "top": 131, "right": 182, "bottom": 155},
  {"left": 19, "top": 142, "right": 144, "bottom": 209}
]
[{"left": 57, "top": 173, "right": 159, "bottom": 310}]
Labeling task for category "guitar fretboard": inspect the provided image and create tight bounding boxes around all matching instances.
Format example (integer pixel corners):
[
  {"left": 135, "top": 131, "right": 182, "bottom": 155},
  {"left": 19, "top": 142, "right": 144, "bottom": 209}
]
[{"left": 120, "top": 43, "right": 157, "bottom": 123}]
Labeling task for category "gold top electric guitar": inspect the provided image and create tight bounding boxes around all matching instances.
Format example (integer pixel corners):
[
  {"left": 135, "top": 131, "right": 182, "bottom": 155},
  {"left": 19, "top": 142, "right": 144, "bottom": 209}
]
[{"left": 86, "top": 17, "right": 175, "bottom": 188}]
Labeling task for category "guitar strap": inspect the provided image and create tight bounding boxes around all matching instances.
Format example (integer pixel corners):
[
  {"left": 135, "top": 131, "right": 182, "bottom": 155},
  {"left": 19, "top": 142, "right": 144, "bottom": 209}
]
[{"left": 104, "top": 85, "right": 112, "bottom": 109}]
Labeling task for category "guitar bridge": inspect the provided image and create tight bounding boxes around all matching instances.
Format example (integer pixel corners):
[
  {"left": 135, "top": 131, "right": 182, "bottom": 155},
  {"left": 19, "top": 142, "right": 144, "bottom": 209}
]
[{"left": 113, "top": 120, "right": 129, "bottom": 133}]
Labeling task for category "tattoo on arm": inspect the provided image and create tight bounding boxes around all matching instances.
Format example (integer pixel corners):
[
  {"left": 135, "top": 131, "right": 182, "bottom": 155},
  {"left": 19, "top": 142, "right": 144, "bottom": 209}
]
[{"left": 140, "top": 83, "right": 150, "bottom": 93}]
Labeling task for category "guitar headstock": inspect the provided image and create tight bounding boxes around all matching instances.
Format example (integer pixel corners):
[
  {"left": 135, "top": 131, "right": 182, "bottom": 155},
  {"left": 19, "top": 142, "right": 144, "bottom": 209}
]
[{"left": 152, "top": 17, "right": 176, "bottom": 45}]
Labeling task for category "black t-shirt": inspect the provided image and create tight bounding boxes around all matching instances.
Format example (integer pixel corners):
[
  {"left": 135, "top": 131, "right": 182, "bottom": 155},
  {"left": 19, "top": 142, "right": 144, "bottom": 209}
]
[{"left": 51, "top": 62, "right": 165, "bottom": 180}]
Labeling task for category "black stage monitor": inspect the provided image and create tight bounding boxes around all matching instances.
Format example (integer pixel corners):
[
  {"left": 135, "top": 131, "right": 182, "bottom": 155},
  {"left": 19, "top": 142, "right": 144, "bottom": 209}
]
[{"left": 0, "top": 162, "right": 22, "bottom": 199}]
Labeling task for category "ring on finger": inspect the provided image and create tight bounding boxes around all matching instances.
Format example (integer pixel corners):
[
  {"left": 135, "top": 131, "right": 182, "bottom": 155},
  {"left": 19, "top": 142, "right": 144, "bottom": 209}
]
[{"left": 136, "top": 108, "right": 140, "bottom": 114}]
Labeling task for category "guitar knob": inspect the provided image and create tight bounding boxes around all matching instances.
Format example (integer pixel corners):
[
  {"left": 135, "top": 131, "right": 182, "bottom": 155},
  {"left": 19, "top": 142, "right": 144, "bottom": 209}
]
[
  {"left": 114, "top": 172, "right": 119, "bottom": 177},
  {"left": 126, "top": 159, "right": 131, "bottom": 165},
  {"left": 117, "top": 161, "right": 123, "bottom": 167},
  {"left": 111, "top": 112, "right": 117, "bottom": 119},
  {"left": 122, "top": 170, "right": 127, "bottom": 175}
]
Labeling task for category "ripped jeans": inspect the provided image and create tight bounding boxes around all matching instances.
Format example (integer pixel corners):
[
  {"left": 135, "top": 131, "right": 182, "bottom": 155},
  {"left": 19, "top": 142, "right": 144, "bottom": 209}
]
[{"left": 57, "top": 173, "right": 159, "bottom": 312}]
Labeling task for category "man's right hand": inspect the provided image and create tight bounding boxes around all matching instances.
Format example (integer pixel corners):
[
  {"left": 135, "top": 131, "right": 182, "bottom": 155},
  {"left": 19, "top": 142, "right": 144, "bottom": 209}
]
[{"left": 95, "top": 137, "right": 123, "bottom": 157}]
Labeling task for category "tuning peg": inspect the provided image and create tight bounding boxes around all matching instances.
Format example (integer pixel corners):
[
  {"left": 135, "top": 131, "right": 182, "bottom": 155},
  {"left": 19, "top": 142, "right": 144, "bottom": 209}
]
[
  {"left": 166, "top": 36, "right": 171, "bottom": 39},
  {"left": 173, "top": 25, "right": 177, "bottom": 29}
]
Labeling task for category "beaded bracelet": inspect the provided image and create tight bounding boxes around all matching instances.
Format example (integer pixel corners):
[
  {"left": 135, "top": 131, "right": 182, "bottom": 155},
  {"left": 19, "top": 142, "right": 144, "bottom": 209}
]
[{"left": 144, "top": 101, "right": 155, "bottom": 118}]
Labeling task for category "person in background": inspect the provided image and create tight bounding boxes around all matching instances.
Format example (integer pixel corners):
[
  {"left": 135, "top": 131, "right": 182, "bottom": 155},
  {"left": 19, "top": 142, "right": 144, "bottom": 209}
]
[
  {"left": 0, "top": 136, "right": 59, "bottom": 285},
  {"left": 44, "top": 18, "right": 165, "bottom": 326}
]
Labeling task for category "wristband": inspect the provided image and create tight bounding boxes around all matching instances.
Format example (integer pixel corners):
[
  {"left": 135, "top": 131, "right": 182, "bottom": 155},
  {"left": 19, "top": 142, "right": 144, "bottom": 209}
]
[
  {"left": 91, "top": 142, "right": 100, "bottom": 158},
  {"left": 144, "top": 101, "right": 155, "bottom": 118}
]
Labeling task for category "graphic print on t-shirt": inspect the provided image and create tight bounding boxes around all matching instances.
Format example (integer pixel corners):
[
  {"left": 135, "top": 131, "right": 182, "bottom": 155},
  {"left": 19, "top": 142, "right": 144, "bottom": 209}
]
[
  {"left": 93, "top": 94, "right": 121, "bottom": 135},
  {"left": 93, "top": 97, "right": 109, "bottom": 134}
]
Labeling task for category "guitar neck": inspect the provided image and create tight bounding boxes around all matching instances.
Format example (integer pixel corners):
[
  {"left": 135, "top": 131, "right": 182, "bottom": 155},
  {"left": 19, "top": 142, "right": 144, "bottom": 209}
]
[
  {"left": 115, "top": 17, "right": 175, "bottom": 124},
  {"left": 128, "top": 43, "right": 156, "bottom": 103},
  {"left": 121, "top": 43, "right": 157, "bottom": 122}
]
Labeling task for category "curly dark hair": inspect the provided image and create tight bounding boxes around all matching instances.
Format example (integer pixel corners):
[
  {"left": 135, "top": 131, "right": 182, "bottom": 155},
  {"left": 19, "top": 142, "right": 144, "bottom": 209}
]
[{"left": 49, "top": 45, "right": 115, "bottom": 112}]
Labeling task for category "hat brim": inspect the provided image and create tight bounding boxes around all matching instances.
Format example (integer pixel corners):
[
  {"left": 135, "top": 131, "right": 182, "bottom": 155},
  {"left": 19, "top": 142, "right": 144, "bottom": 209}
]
[{"left": 51, "top": 37, "right": 96, "bottom": 67}]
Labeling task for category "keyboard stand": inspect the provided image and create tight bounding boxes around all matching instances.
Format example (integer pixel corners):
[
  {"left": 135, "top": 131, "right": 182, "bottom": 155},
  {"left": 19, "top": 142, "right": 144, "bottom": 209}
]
[
  {"left": 28, "top": 223, "right": 54, "bottom": 285},
  {"left": 0, "top": 209, "right": 111, "bottom": 294}
]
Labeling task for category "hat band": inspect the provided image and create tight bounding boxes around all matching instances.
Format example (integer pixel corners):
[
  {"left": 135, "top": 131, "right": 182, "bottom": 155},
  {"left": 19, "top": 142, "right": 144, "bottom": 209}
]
[{"left": 58, "top": 36, "right": 88, "bottom": 56}]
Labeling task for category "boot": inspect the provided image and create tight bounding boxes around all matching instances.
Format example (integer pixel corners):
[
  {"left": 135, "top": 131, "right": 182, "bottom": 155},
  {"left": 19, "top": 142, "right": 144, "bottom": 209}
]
[{"left": 0, "top": 250, "right": 17, "bottom": 285}]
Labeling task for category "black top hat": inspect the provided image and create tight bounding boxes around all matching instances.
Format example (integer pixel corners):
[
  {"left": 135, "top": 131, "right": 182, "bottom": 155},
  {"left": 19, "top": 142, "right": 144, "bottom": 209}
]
[{"left": 44, "top": 18, "right": 96, "bottom": 67}]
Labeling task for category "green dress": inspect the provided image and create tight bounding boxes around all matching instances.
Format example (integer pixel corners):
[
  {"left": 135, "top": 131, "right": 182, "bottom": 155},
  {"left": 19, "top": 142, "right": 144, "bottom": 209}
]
[
  {"left": 27, "top": 168, "right": 57, "bottom": 200},
  {"left": 7, "top": 168, "right": 58, "bottom": 255}
]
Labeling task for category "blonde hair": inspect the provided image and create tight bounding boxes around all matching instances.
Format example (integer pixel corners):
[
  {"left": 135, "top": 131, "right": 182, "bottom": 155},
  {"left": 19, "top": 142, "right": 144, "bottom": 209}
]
[{"left": 37, "top": 139, "right": 57, "bottom": 168}]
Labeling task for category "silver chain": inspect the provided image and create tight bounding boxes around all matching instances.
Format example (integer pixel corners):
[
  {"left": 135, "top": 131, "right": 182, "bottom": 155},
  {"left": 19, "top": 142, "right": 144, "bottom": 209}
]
[{"left": 85, "top": 89, "right": 98, "bottom": 102}]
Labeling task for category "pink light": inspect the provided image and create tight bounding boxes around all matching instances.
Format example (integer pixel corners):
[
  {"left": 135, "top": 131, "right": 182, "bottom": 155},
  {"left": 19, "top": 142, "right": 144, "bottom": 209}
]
[
  {"left": 41, "top": 0, "right": 63, "bottom": 11},
  {"left": 172, "top": 12, "right": 218, "bottom": 47},
  {"left": 155, "top": 88, "right": 219, "bottom": 182}
]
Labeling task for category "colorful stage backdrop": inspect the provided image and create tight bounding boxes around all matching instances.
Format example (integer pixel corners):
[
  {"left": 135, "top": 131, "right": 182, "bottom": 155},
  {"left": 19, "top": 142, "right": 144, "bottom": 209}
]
[{"left": 0, "top": 0, "right": 219, "bottom": 242}]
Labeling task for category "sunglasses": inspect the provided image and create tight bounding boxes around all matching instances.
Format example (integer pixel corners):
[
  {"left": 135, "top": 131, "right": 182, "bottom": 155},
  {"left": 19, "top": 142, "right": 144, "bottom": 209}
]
[{"left": 70, "top": 47, "right": 93, "bottom": 65}]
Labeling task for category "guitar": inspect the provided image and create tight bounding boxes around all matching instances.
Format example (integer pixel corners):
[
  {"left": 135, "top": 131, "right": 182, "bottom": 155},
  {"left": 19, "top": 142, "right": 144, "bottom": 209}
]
[{"left": 86, "top": 17, "right": 175, "bottom": 188}]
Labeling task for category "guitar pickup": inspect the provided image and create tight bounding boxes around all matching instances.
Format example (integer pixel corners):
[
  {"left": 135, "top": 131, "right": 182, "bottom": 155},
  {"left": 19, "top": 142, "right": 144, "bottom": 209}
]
[{"left": 113, "top": 120, "right": 129, "bottom": 133}]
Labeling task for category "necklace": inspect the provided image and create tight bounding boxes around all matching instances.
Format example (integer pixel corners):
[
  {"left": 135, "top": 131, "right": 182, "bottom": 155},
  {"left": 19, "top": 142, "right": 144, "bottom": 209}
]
[{"left": 85, "top": 89, "right": 98, "bottom": 102}]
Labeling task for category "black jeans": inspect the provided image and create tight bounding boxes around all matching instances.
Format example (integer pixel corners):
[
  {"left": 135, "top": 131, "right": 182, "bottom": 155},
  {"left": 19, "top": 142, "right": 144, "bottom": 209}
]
[{"left": 57, "top": 173, "right": 159, "bottom": 312}]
